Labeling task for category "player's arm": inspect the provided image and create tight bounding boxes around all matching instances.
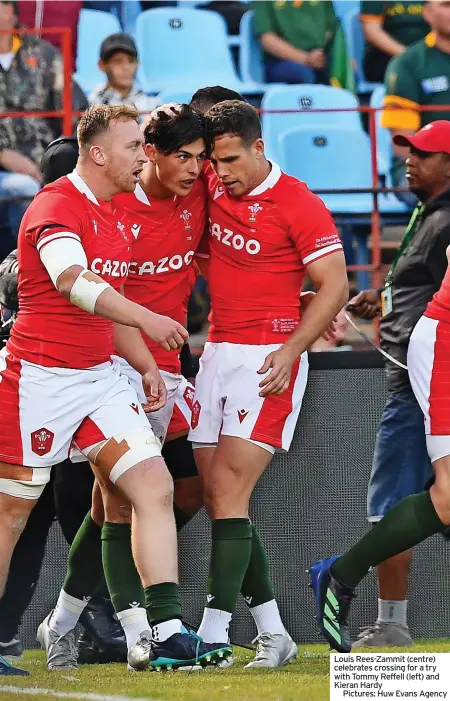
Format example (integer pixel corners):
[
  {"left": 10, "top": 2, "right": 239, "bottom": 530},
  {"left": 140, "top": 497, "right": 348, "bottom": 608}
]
[
  {"left": 258, "top": 251, "right": 348, "bottom": 397},
  {"left": 39, "top": 236, "right": 188, "bottom": 352},
  {"left": 114, "top": 315, "right": 167, "bottom": 412}
]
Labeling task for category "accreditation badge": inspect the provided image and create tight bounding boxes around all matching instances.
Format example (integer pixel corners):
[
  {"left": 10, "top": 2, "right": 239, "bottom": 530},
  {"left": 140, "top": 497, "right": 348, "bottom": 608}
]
[{"left": 381, "top": 286, "right": 393, "bottom": 317}]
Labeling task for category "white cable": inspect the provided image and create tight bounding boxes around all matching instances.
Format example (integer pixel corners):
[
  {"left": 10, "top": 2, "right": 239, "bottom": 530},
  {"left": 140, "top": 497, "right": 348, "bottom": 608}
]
[{"left": 344, "top": 311, "right": 408, "bottom": 371}]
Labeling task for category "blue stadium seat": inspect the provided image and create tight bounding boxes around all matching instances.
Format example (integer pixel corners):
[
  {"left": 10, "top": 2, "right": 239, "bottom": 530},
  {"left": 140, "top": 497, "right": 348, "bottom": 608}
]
[
  {"left": 122, "top": 0, "right": 141, "bottom": 37},
  {"left": 156, "top": 90, "right": 194, "bottom": 104},
  {"left": 74, "top": 9, "right": 122, "bottom": 94},
  {"left": 278, "top": 124, "right": 373, "bottom": 290},
  {"left": 343, "top": 8, "right": 381, "bottom": 94},
  {"left": 370, "top": 85, "right": 409, "bottom": 215},
  {"left": 333, "top": 0, "right": 361, "bottom": 22},
  {"left": 239, "top": 11, "right": 265, "bottom": 86},
  {"left": 135, "top": 8, "right": 260, "bottom": 94},
  {"left": 261, "top": 84, "right": 362, "bottom": 162}
]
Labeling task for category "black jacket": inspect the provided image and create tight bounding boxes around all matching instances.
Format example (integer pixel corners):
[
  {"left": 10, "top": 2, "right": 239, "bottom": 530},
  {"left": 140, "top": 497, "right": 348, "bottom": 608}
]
[
  {"left": 380, "top": 189, "right": 450, "bottom": 392},
  {"left": 0, "top": 249, "right": 18, "bottom": 311}
]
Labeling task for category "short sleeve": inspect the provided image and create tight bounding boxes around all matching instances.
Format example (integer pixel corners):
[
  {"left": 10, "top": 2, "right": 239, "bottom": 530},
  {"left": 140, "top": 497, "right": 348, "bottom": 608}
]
[
  {"left": 381, "top": 52, "right": 421, "bottom": 130},
  {"left": 252, "top": 0, "right": 274, "bottom": 36},
  {"left": 360, "top": 1, "right": 384, "bottom": 21},
  {"left": 25, "top": 191, "right": 85, "bottom": 253},
  {"left": 289, "top": 190, "right": 342, "bottom": 266}
]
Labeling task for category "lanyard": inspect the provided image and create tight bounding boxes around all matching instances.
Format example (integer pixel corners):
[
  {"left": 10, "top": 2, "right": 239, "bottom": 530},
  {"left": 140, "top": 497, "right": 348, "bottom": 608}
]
[{"left": 384, "top": 204, "right": 424, "bottom": 288}]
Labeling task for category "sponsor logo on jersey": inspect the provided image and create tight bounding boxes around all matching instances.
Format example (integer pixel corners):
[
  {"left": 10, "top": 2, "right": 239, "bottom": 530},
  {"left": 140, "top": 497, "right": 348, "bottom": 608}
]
[
  {"left": 211, "top": 223, "right": 261, "bottom": 255},
  {"left": 180, "top": 209, "right": 192, "bottom": 231},
  {"left": 421, "top": 75, "right": 449, "bottom": 94},
  {"left": 191, "top": 400, "right": 201, "bottom": 430},
  {"left": 31, "top": 427, "right": 54, "bottom": 456},
  {"left": 128, "top": 250, "right": 195, "bottom": 276},
  {"left": 116, "top": 220, "right": 129, "bottom": 242},
  {"left": 131, "top": 223, "right": 141, "bottom": 239},
  {"left": 213, "top": 185, "right": 224, "bottom": 200},
  {"left": 248, "top": 202, "right": 263, "bottom": 223},
  {"left": 91, "top": 258, "right": 129, "bottom": 278},
  {"left": 237, "top": 409, "right": 249, "bottom": 424}
]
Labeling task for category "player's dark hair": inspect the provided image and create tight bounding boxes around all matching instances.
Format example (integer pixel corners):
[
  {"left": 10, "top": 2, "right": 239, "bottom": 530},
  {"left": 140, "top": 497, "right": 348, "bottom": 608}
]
[
  {"left": 77, "top": 104, "right": 139, "bottom": 148},
  {"left": 190, "top": 86, "right": 245, "bottom": 115},
  {"left": 143, "top": 104, "right": 207, "bottom": 156},
  {"left": 205, "top": 100, "right": 261, "bottom": 148}
]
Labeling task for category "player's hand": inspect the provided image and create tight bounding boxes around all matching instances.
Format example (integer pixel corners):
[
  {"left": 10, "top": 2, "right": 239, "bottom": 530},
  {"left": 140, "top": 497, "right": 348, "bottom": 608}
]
[
  {"left": 142, "top": 367, "right": 167, "bottom": 412},
  {"left": 347, "top": 289, "right": 381, "bottom": 320},
  {"left": 257, "top": 345, "right": 297, "bottom": 397},
  {"left": 299, "top": 291, "right": 337, "bottom": 342},
  {"left": 306, "top": 49, "right": 325, "bottom": 69},
  {"left": 140, "top": 311, "right": 189, "bottom": 351}
]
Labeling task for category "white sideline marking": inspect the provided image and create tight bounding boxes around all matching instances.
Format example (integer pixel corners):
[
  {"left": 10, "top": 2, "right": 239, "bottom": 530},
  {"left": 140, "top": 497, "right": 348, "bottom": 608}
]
[{"left": 0, "top": 686, "right": 160, "bottom": 701}]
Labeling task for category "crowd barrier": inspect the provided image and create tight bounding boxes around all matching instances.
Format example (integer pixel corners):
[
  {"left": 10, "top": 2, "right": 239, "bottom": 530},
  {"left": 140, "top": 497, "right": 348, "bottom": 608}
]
[{"left": 20, "top": 351, "right": 450, "bottom": 648}]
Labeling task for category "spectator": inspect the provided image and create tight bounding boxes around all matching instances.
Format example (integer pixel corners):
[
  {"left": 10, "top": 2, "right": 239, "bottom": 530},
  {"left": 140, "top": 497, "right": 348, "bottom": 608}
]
[
  {"left": 382, "top": 0, "right": 450, "bottom": 208},
  {"left": 361, "top": 1, "right": 428, "bottom": 83},
  {"left": 18, "top": 0, "right": 82, "bottom": 72},
  {"left": 310, "top": 308, "right": 352, "bottom": 352},
  {"left": 89, "top": 33, "right": 159, "bottom": 121},
  {"left": 252, "top": 0, "right": 337, "bottom": 85},
  {"left": 0, "top": 0, "right": 87, "bottom": 246}
]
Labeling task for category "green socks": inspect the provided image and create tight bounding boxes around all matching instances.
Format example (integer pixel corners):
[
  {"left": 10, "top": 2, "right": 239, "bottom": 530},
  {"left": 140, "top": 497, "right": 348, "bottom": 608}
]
[
  {"left": 241, "top": 525, "right": 275, "bottom": 607},
  {"left": 101, "top": 522, "right": 145, "bottom": 612},
  {"left": 207, "top": 518, "right": 253, "bottom": 613},
  {"left": 332, "top": 491, "right": 446, "bottom": 588},
  {"left": 144, "top": 582, "right": 182, "bottom": 624},
  {"left": 63, "top": 513, "right": 104, "bottom": 600}
]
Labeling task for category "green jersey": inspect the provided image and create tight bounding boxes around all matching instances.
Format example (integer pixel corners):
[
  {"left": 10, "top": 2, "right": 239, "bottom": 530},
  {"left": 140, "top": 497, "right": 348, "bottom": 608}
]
[
  {"left": 360, "top": 1, "right": 427, "bottom": 48},
  {"left": 382, "top": 36, "right": 450, "bottom": 184},
  {"left": 252, "top": 0, "right": 337, "bottom": 54}
]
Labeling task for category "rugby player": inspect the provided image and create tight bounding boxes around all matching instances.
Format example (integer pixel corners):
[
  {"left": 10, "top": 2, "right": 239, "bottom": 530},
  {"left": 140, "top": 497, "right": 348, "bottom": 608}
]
[
  {"left": 39, "top": 105, "right": 227, "bottom": 672},
  {"left": 0, "top": 103, "right": 228, "bottom": 675},
  {"left": 189, "top": 100, "right": 348, "bottom": 667},
  {"left": 309, "top": 121, "right": 450, "bottom": 654}
]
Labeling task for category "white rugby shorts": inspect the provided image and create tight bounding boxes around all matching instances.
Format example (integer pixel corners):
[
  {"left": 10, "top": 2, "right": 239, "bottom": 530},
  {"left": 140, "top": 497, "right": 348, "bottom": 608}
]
[
  {"left": 188, "top": 342, "right": 308, "bottom": 453},
  {"left": 408, "top": 315, "right": 450, "bottom": 462},
  {"left": 0, "top": 348, "right": 160, "bottom": 498}
]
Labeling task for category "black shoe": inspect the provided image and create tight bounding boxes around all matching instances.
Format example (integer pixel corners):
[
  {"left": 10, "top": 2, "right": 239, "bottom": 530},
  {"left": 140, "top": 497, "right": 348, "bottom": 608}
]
[
  {"left": 0, "top": 638, "right": 23, "bottom": 661},
  {"left": 309, "top": 556, "right": 355, "bottom": 653},
  {"left": 149, "top": 630, "right": 232, "bottom": 671},
  {"left": 0, "top": 654, "right": 29, "bottom": 676},
  {"left": 77, "top": 629, "right": 127, "bottom": 665},
  {"left": 79, "top": 596, "right": 127, "bottom": 661}
]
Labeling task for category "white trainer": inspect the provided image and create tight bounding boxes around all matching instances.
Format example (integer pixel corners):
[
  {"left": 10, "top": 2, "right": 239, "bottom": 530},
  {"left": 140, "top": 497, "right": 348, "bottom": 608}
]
[
  {"left": 245, "top": 631, "right": 297, "bottom": 669},
  {"left": 36, "top": 612, "right": 77, "bottom": 670}
]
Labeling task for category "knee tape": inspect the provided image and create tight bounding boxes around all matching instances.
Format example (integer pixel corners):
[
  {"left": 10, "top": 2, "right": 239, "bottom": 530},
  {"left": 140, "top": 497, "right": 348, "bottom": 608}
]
[
  {"left": 94, "top": 426, "right": 162, "bottom": 484},
  {"left": 0, "top": 466, "right": 51, "bottom": 500}
]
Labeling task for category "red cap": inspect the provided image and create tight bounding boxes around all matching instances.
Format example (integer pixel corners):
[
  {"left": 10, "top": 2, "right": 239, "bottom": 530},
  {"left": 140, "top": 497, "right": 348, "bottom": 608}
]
[{"left": 393, "top": 120, "right": 450, "bottom": 154}]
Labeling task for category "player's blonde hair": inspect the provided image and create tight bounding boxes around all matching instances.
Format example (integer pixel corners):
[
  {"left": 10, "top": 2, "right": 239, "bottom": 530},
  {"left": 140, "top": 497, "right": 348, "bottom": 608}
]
[{"left": 77, "top": 105, "right": 139, "bottom": 148}]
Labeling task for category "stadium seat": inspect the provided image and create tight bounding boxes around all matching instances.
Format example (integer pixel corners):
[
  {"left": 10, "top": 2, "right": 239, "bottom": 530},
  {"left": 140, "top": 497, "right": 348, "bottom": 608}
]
[
  {"left": 122, "top": 0, "right": 141, "bottom": 37},
  {"left": 370, "top": 85, "right": 409, "bottom": 215},
  {"left": 333, "top": 0, "right": 360, "bottom": 22},
  {"left": 135, "top": 8, "right": 260, "bottom": 94},
  {"left": 261, "top": 84, "right": 362, "bottom": 162},
  {"left": 74, "top": 9, "right": 122, "bottom": 94},
  {"left": 239, "top": 11, "right": 266, "bottom": 86},
  {"left": 278, "top": 124, "right": 374, "bottom": 289},
  {"left": 343, "top": 9, "right": 381, "bottom": 94},
  {"left": 156, "top": 90, "right": 194, "bottom": 105}
]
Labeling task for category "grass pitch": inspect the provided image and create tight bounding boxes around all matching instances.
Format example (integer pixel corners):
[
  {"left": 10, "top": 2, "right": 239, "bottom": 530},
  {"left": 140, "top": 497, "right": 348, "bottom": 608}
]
[{"left": 1, "top": 641, "right": 449, "bottom": 701}]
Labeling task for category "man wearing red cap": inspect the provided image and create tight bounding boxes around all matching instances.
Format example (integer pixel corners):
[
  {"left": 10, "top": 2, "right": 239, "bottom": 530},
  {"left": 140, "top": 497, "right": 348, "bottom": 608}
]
[{"left": 308, "top": 120, "right": 450, "bottom": 653}]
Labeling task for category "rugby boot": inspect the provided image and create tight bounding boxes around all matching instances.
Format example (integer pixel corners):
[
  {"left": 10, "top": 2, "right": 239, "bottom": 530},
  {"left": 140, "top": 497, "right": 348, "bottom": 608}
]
[{"left": 309, "top": 556, "right": 355, "bottom": 653}]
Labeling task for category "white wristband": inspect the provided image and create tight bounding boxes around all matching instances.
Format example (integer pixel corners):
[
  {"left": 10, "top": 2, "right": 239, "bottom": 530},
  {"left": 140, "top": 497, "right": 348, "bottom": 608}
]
[{"left": 70, "top": 268, "right": 111, "bottom": 314}]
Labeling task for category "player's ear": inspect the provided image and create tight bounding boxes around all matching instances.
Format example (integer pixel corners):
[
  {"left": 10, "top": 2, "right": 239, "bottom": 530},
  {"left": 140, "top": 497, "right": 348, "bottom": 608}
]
[
  {"left": 89, "top": 145, "right": 106, "bottom": 167},
  {"left": 253, "top": 138, "right": 265, "bottom": 158},
  {"left": 98, "top": 59, "right": 107, "bottom": 75},
  {"left": 144, "top": 143, "right": 158, "bottom": 164}
]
